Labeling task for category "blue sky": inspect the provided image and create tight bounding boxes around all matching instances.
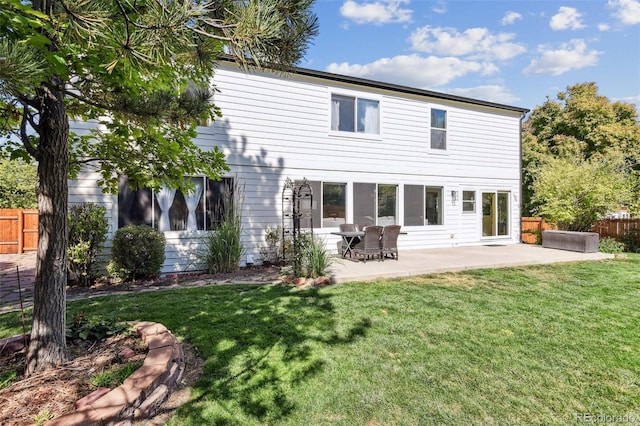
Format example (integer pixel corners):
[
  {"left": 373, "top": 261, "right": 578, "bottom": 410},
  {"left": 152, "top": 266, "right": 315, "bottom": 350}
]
[{"left": 301, "top": 0, "right": 640, "bottom": 112}]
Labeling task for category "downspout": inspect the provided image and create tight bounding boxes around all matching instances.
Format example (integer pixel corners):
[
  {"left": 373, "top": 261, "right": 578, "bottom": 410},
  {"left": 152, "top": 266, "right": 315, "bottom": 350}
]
[{"left": 518, "top": 110, "right": 529, "bottom": 244}]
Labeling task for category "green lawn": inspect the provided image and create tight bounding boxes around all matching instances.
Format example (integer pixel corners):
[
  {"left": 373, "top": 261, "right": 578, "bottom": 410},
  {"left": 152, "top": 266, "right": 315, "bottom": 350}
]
[{"left": 2, "top": 255, "right": 640, "bottom": 425}]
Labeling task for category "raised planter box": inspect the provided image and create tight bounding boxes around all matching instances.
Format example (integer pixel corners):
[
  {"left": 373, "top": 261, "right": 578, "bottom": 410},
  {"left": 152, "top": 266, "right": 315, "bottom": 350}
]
[{"left": 541, "top": 230, "right": 599, "bottom": 253}]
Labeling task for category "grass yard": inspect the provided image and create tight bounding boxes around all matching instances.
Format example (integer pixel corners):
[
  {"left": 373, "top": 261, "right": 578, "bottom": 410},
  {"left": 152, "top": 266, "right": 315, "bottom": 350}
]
[{"left": 2, "top": 255, "right": 640, "bottom": 425}]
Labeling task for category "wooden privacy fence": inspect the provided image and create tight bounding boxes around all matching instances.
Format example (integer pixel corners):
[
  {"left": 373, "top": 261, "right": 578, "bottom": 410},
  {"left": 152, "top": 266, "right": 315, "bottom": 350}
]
[
  {"left": 520, "top": 217, "right": 555, "bottom": 244},
  {"left": 521, "top": 217, "right": 640, "bottom": 244},
  {"left": 592, "top": 218, "right": 640, "bottom": 242},
  {"left": 0, "top": 209, "right": 38, "bottom": 254}
]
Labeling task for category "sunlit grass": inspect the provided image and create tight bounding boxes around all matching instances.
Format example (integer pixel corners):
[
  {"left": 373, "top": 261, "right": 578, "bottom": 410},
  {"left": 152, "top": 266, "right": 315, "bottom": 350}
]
[{"left": 2, "top": 255, "right": 639, "bottom": 424}]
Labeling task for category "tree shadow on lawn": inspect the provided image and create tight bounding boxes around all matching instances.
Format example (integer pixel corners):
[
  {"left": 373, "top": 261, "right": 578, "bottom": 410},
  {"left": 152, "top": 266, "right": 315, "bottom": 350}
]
[{"left": 120, "top": 284, "right": 371, "bottom": 424}]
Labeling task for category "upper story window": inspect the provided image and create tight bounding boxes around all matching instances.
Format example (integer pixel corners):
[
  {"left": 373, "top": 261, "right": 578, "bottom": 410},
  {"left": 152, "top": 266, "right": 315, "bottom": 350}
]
[
  {"left": 118, "top": 176, "right": 234, "bottom": 232},
  {"left": 431, "top": 109, "right": 447, "bottom": 150},
  {"left": 331, "top": 94, "right": 379, "bottom": 135}
]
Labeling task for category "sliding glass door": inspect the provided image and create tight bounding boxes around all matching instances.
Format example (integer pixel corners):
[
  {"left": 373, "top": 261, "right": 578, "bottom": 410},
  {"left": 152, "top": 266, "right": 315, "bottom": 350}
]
[{"left": 482, "top": 191, "right": 510, "bottom": 237}]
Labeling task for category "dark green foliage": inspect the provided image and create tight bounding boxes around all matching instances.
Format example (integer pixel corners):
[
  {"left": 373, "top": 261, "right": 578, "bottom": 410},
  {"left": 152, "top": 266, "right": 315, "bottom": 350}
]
[
  {"left": 109, "top": 225, "right": 165, "bottom": 280},
  {"left": 598, "top": 237, "right": 625, "bottom": 254},
  {"left": 0, "top": 370, "right": 17, "bottom": 390},
  {"left": 67, "top": 203, "right": 109, "bottom": 286},
  {"left": 66, "top": 311, "right": 131, "bottom": 341},
  {"left": 304, "top": 235, "right": 333, "bottom": 278},
  {"left": 288, "top": 232, "right": 332, "bottom": 278},
  {"left": 620, "top": 228, "right": 640, "bottom": 253}
]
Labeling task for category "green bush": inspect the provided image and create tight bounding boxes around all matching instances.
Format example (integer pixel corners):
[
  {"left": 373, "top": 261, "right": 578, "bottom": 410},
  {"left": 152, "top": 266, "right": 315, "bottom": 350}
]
[
  {"left": 304, "top": 235, "right": 333, "bottom": 278},
  {"left": 67, "top": 203, "right": 109, "bottom": 286},
  {"left": 109, "top": 225, "right": 165, "bottom": 280},
  {"left": 258, "top": 224, "right": 283, "bottom": 265},
  {"left": 287, "top": 232, "right": 333, "bottom": 278},
  {"left": 598, "top": 237, "right": 625, "bottom": 254},
  {"left": 619, "top": 228, "right": 640, "bottom": 253},
  {"left": 199, "top": 181, "right": 244, "bottom": 273},
  {"left": 66, "top": 311, "right": 132, "bottom": 341}
]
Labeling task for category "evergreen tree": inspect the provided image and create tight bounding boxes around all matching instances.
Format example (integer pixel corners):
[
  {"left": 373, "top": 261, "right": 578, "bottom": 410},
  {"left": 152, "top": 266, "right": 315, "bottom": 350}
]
[{"left": 0, "top": 0, "right": 318, "bottom": 373}]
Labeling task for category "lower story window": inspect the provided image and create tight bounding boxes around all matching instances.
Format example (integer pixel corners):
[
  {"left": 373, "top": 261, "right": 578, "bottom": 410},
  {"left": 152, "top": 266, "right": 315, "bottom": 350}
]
[
  {"left": 463, "top": 190, "right": 476, "bottom": 213},
  {"left": 353, "top": 183, "right": 398, "bottom": 226},
  {"left": 118, "top": 176, "right": 234, "bottom": 231},
  {"left": 303, "top": 181, "right": 347, "bottom": 228},
  {"left": 404, "top": 185, "right": 443, "bottom": 226},
  {"left": 321, "top": 182, "right": 347, "bottom": 228}
]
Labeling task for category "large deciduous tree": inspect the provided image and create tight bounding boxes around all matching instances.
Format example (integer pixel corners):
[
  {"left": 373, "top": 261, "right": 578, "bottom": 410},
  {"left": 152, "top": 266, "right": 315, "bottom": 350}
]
[
  {"left": 0, "top": 0, "right": 317, "bottom": 374},
  {"left": 522, "top": 82, "right": 640, "bottom": 230},
  {"left": 0, "top": 158, "right": 37, "bottom": 208}
]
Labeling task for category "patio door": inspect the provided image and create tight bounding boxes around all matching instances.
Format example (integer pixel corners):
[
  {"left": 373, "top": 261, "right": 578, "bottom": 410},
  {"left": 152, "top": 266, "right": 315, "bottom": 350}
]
[{"left": 482, "top": 191, "right": 510, "bottom": 237}]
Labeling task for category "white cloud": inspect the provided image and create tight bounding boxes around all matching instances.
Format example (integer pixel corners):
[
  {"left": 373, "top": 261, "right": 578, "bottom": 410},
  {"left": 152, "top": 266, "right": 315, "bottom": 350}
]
[
  {"left": 598, "top": 23, "right": 611, "bottom": 31},
  {"left": 501, "top": 11, "right": 523, "bottom": 26},
  {"left": 608, "top": 0, "right": 640, "bottom": 25},
  {"left": 442, "top": 85, "right": 520, "bottom": 104},
  {"left": 523, "top": 39, "right": 601, "bottom": 76},
  {"left": 326, "top": 54, "right": 499, "bottom": 88},
  {"left": 409, "top": 26, "right": 526, "bottom": 61},
  {"left": 550, "top": 7, "right": 586, "bottom": 30},
  {"left": 432, "top": 1, "right": 447, "bottom": 14},
  {"left": 340, "top": 0, "right": 413, "bottom": 25}
]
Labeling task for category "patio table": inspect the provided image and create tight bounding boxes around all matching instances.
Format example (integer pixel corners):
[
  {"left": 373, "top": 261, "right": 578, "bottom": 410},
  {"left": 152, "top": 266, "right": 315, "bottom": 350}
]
[{"left": 331, "top": 231, "right": 364, "bottom": 258}]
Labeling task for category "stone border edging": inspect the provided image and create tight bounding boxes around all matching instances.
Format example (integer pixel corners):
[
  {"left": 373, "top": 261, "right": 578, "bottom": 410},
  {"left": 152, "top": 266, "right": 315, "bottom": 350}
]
[{"left": 47, "top": 321, "right": 185, "bottom": 426}]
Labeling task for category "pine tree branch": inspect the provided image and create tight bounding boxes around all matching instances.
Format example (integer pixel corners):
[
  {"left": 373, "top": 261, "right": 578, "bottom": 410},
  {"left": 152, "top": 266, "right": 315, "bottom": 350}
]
[{"left": 19, "top": 105, "right": 39, "bottom": 159}]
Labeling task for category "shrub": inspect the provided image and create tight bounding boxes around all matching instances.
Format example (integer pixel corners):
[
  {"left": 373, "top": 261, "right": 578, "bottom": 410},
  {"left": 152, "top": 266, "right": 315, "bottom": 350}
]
[
  {"left": 304, "top": 235, "right": 333, "bottom": 278},
  {"left": 619, "top": 227, "right": 640, "bottom": 253},
  {"left": 109, "top": 225, "right": 165, "bottom": 280},
  {"left": 258, "top": 224, "right": 282, "bottom": 265},
  {"left": 287, "top": 232, "right": 333, "bottom": 278},
  {"left": 67, "top": 203, "right": 109, "bottom": 286},
  {"left": 199, "top": 181, "right": 244, "bottom": 273},
  {"left": 66, "top": 311, "right": 132, "bottom": 341},
  {"left": 598, "top": 237, "right": 625, "bottom": 254}
]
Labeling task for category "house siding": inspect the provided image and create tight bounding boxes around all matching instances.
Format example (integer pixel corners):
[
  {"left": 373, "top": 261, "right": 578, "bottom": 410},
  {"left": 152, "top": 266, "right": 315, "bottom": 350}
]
[{"left": 69, "top": 63, "right": 525, "bottom": 274}]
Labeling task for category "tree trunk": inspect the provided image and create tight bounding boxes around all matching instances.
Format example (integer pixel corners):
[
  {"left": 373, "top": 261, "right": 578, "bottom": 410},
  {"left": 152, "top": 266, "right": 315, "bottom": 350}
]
[{"left": 26, "top": 80, "right": 71, "bottom": 374}]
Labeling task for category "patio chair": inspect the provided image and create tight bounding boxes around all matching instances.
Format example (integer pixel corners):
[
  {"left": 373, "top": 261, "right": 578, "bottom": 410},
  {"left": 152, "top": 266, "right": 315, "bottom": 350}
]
[
  {"left": 380, "top": 225, "right": 401, "bottom": 260},
  {"left": 353, "top": 225, "right": 383, "bottom": 262}
]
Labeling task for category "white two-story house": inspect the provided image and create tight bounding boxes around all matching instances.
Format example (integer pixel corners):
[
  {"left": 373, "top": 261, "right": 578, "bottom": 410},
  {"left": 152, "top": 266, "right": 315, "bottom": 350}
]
[{"left": 69, "top": 60, "right": 529, "bottom": 274}]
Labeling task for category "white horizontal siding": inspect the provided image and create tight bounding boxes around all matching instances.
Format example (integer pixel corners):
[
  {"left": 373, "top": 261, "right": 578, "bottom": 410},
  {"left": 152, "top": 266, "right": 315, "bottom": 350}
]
[{"left": 69, "top": 63, "right": 524, "bottom": 274}]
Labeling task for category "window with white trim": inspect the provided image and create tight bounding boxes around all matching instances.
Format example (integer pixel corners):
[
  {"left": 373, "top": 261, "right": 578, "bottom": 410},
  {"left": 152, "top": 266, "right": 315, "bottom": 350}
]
[
  {"left": 431, "top": 109, "right": 447, "bottom": 150},
  {"left": 331, "top": 94, "right": 379, "bottom": 134},
  {"left": 303, "top": 181, "right": 347, "bottom": 228},
  {"left": 353, "top": 183, "right": 398, "bottom": 226},
  {"left": 118, "top": 176, "right": 233, "bottom": 231},
  {"left": 462, "top": 190, "right": 476, "bottom": 213},
  {"left": 403, "top": 185, "right": 443, "bottom": 226}
]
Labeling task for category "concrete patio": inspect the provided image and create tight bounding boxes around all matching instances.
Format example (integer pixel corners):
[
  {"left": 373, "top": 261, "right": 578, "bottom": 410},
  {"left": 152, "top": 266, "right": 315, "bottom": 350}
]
[{"left": 328, "top": 243, "right": 613, "bottom": 283}]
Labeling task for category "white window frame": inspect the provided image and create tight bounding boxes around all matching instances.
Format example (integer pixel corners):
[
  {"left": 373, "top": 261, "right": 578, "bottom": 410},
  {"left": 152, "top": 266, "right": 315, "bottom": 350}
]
[
  {"left": 403, "top": 184, "right": 444, "bottom": 227},
  {"left": 430, "top": 108, "right": 447, "bottom": 150},
  {"left": 353, "top": 183, "right": 399, "bottom": 226},
  {"left": 330, "top": 92, "right": 381, "bottom": 136},
  {"left": 462, "top": 190, "right": 476, "bottom": 213}
]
